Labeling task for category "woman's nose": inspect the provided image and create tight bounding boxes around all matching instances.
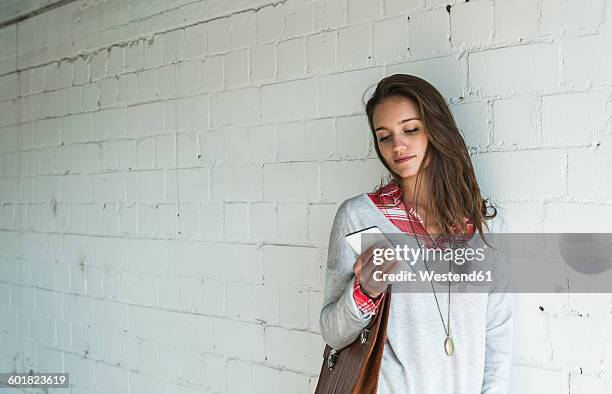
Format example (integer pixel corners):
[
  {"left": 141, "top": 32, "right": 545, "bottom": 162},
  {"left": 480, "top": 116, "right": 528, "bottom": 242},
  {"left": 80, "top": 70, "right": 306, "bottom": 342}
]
[{"left": 391, "top": 135, "right": 406, "bottom": 150}]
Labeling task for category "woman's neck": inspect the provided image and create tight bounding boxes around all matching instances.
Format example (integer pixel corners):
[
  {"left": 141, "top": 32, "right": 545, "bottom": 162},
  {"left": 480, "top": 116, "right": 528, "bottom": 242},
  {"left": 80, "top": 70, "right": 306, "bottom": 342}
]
[
  {"left": 398, "top": 176, "right": 427, "bottom": 208},
  {"left": 398, "top": 176, "right": 440, "bottom": 230}
]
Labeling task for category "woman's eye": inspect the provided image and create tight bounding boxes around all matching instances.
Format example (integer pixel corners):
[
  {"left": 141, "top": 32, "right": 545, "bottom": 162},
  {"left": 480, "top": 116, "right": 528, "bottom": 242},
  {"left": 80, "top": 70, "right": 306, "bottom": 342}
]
[{"left": 377, "top": 129, "right": 418, "bottom": 142}]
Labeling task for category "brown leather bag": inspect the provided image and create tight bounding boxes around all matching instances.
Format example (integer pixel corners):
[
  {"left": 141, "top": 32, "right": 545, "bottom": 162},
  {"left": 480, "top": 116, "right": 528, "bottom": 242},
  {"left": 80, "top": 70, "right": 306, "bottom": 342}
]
[{"left": 315, "top": 285, "right": 392, "bottom": 394}]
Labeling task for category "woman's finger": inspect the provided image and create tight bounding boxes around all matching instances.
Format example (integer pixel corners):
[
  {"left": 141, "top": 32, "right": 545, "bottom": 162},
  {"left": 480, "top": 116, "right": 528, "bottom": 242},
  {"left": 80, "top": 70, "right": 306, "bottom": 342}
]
[
  {"left": 353, "top": 244, "right": 377, "bottom": 275},
  {"left": 361, "top": 248, "right": 397, "bottom": 286}
]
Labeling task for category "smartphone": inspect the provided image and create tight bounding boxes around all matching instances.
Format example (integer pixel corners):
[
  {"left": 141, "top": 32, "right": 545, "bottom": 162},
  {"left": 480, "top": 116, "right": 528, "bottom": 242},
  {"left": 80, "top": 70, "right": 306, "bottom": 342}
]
[{"left": 345, "top": 226, "right": 395, "bottom": 255}]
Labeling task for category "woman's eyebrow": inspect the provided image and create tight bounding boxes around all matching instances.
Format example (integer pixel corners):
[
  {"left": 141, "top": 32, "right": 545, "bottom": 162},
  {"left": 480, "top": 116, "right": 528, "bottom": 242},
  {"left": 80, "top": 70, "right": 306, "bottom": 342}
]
[{"left": 374, "top": 117, "right": 421, "bottom": 132}]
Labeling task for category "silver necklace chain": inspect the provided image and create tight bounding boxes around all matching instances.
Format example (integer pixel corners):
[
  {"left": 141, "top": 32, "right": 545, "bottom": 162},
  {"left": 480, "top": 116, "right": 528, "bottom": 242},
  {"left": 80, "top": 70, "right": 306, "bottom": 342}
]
[{"left": 405, "top": 205, "right": 454, "bottom": 340}]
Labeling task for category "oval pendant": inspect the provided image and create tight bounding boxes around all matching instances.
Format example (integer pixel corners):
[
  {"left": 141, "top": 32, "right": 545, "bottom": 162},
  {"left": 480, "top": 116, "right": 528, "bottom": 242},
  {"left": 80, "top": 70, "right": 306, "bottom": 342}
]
[{"left": 444, "top": 336, "right": 454, "bottom": 356}]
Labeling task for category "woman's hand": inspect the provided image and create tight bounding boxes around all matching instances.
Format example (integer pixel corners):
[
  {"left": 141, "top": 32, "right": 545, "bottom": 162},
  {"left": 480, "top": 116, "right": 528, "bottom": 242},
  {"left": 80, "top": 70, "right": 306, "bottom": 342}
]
[{"left": 353, "top": 243, "right": 401, "bottom": 299}]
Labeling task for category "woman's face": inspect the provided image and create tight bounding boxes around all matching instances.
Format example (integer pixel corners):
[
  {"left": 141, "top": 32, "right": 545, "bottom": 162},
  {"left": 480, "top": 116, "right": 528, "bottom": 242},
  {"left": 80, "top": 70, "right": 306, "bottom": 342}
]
[{"left": 372, "top": 97, "right": 429, "bottom": 179}]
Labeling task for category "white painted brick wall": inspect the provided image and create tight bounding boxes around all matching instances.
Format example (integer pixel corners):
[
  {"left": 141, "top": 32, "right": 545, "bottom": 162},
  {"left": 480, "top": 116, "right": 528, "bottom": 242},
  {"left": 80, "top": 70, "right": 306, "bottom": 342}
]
[{"left": 0, "top": 0, "right": 611, "bottom": 392}]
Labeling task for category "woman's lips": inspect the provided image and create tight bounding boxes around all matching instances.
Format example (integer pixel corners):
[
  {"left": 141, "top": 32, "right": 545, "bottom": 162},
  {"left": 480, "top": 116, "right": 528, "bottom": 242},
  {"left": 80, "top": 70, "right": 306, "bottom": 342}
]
[{"left": 393, "top": 155, "right": 415, "bottom": 164}]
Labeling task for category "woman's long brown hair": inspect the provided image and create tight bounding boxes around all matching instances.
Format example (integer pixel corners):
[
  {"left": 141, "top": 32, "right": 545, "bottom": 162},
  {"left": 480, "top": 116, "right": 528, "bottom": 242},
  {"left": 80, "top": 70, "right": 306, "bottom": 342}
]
[{"left": 364, "top": 74, "right": 497, "bottom": 241}]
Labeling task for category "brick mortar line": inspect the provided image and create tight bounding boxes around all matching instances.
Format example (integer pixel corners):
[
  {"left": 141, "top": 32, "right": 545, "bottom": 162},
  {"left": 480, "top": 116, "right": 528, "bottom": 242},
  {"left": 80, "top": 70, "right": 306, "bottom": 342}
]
[
  {"left": 0, "top": 6, "right": 605, "bottom": 79},
  {"left": 0, "top": 0, "right": 289, "bottom": 76},
  {"left": 0, "top": 0, "right": 78, "bottom": 29}
]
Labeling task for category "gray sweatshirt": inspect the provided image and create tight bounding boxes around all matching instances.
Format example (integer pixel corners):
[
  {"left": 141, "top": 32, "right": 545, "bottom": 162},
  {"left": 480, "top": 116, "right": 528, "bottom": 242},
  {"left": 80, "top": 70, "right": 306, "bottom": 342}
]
[{"left": 319, "top": 193, "right": 514, "bottom": 394}]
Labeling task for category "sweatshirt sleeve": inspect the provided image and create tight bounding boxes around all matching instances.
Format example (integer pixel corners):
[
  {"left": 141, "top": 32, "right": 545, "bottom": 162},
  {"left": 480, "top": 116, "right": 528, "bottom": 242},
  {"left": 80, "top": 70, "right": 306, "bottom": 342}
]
[
  {"left": 481, "top": 290, "right": 514, "bottom": 393},
  {"left": 481, "top": 227, "right": 515, "bottom": 394},
  {"left": 319, "top": 200, "right": 373, "bottom": 350}
]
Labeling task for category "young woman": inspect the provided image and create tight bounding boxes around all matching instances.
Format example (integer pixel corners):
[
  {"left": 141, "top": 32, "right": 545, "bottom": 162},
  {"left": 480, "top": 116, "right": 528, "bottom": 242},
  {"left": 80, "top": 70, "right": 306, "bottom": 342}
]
[{"left": 319, "top": 74, "right": 513, "bottom": 393}]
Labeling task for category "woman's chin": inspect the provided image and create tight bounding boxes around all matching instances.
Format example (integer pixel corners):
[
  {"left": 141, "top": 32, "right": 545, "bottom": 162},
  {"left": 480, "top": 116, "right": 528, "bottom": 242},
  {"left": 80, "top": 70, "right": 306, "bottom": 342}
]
[{"left": 395, "top": 170, "right": 418, "bottom": 179}]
